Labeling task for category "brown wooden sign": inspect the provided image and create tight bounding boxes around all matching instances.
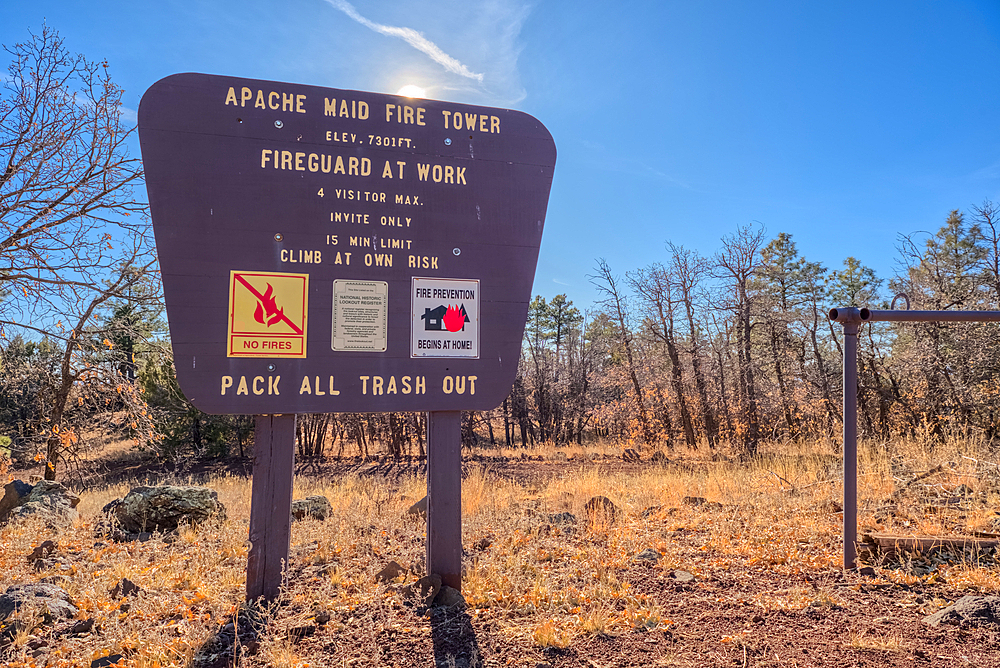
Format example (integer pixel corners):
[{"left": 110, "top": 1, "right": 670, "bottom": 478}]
[{"left": 139, "top": 73, "right": 556, "bottom": 414}]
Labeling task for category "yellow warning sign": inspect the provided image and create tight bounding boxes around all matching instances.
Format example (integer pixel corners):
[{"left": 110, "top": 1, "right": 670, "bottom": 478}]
[{"left": 227, "top": 270, "right": 308, "bottom": 358}]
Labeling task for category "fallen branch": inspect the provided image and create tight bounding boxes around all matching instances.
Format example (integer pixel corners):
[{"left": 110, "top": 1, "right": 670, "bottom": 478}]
[
  {"left": 891, "top": 464, "right": 945, "bottom": 500},
  {"left": 861, "top": 532, "right": 999, "bottom": 556}
]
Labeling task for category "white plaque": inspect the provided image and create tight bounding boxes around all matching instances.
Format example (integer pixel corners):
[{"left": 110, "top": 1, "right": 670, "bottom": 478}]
[
  {"left": 411, "top": 277, "right": 480, "bottom": 358},
  {"left": 332, "top": 280, "right": 388, "bottom": 352}
]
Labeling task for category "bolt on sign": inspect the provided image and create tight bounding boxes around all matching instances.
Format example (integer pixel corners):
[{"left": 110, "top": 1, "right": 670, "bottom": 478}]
[{"left": 139, "top": 73, "right": 556, "bottom": 414}]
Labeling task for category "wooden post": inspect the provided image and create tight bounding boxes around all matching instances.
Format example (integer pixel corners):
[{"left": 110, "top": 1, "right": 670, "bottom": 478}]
[
  {"left": 426, "top": 411, "right": 462, "bottom": 591},
  {"left": 247, "top": 413, "right": 296, "bottom": 601}
]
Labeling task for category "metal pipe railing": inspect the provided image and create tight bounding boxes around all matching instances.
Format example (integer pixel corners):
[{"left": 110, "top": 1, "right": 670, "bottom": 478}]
[
  {"left": 860, "top": 308, "right": 1000, "bottom": 322},
  {"left": 828, "top": 305, "right": 1000, "bottom": 570}
]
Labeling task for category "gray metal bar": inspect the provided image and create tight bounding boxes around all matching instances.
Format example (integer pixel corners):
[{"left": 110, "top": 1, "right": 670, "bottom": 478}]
[
  {"left": 861, "top": 309, "right": 1000, "bottom": 322},
  {"left": 247, "top": 413, "right": 296, "bottom": 601},
  {"left": 842, "top": 319, "right": 859, "bottom": 570},
  {"left": 426, "top": 411, "right": 463, "bottom": 591},
  {"left": 829, "top": 308, "right": 861, "bottom": 569},
  {"left": 829, "top": 304, "right": 1000, "bottom": 570}
]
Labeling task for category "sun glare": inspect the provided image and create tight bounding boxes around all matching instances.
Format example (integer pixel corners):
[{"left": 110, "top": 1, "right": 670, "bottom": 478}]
[{"left": 396, "top": 84, "right": 427, "bottom": 98}]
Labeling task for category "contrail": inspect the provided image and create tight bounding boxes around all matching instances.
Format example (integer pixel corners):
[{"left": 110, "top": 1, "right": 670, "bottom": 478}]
[{"left": 324, "top": 0, "right": 485, "bottom": 83}]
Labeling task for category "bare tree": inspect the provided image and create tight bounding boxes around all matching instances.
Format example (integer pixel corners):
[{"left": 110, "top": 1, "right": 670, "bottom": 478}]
[
  {"left": 629, "top": 263, "right": 694, "bottom": 447},
  {"left": 714, "top": 224, "right": 766, "bottom": 456},
  {"left": 667, "top": 242, "right": 719, "bottom": 447},
  {"left": 0, "top": 27, "right": 156, "bottom": 478},
  {"left": 591, "top": 258, "right": 654, "bottom": 446}
]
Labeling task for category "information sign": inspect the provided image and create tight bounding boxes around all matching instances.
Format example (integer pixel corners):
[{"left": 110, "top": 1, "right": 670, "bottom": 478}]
[
  {"left": 228, "top": 271, "right": 309, "bottom": 358},
  {"left": 411, "top": 277, "right": 479, "bottom": 359},
  {"left": 139, "top": 73, "right": 555, "bottom": 414},
  {"left": 332, "top": 280, "right": 388, "bottom": 352}
]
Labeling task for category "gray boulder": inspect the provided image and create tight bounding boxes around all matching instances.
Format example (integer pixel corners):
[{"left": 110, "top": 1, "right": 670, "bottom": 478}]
[
  {"left": 923, "top": 595, "right": 1000, "bottom": 628},
  {"left": 0, "top": 583, "right": 78, "bottom": 623},
  {"left": 433, "top": 586, "right": 467, "bottom": 610},
  {"left": 406, "top": 495, "right": 428, "bottom": 517},
  {"left": 634, "top": 548, "right": 661, "bottom": 563},
  {"left": 0, "top": 480, "right": 33, "bottom": 523},
  {"left": 546, "top": 512, "right": 577, "bottom": 525},
  {"left": 2, "top": 480, "right": 80, "bottom": 527},
  {"left": 584, "top": 496, "right": 619, "bottom": 524},
  {"left": 291, "top": 495, "right": 332, "bottom": 521},
  {"left": 105, "top": 485, "right": 226, "bottom": 532}
]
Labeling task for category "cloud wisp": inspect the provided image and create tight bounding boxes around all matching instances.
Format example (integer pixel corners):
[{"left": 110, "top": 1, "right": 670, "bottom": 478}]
[{"left": 324, "top": 0, "right": 484, "bottom": 83}]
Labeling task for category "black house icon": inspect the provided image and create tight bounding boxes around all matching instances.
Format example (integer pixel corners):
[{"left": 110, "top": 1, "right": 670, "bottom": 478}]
[{"left": 422, "top": 304, "right": 469, "bottom": 331}]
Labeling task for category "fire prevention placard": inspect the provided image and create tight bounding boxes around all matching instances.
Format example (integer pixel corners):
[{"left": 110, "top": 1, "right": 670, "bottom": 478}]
[{"left": 411, "top": 277, "right": 479, "bottom": 358}]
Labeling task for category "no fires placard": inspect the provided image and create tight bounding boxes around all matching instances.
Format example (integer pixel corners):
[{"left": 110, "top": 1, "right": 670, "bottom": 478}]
[
  {"left": 228, "top": 270, "right": 308, "bottom": 358},
  {"left": 411, "top": 277, "right": 479, "bottom": 358}
]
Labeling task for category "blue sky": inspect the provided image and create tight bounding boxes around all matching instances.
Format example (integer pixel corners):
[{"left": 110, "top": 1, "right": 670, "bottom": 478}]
[{"left": 4, "top": 0, "right": 999, "bottom": 309}]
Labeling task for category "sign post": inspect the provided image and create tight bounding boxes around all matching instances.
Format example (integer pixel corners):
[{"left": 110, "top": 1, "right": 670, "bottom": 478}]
[
  {"left": 139, "top": 73, "right": 555, "bottom": 600},
  {"left": 247, "top": 414, "right": 296, "bottom": 601},
  {"left": 426, "top": 411, "right": 463, "bottom": 590}
]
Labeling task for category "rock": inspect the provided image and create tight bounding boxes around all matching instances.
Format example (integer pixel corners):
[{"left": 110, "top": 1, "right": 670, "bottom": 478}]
[
  {"left": 553, "top": 451, "right": 567, "bottom": 461},
  {"left": 923, "top": 595, "right": 1000, "bottom": 628},
  {"left": 672, "top": 570, "right": 695, "bottom": 583},
  {"left": 682, "top": 496, "right": 707, "bottom": 507},
  {"left": 109, "top": 578, "right": 141, "bottom": 599},
  {"left": 26, "top": 540, "right": 58, "bottom": 564},
  {"left": 0, "top": 583, "right": 78, "bottom": 623},
  {"left": 584, "top": 496, "right": 619, "bottom": 525},
  {"left": 634, "top": 548, "right": 661, "bottom": 563},
  {"left": 406, "top": 495, "right": 428, "bottom": 517},
  {"left": 858, "top": 566, "right": 876, "bottom": 577},
  {"left": 819, "top": 500, "right": 843, "bottom": 513},
  {"left": 106, "top": 485, "right": 225, "bottom": 533},
  {"left": 63, "top": 618, "right": 95, "bottom": 635},
  {"left": 650, "top": 451, "right": 669, "bottom": 463},
  {"left": 546, "top": 512, "right": 577, "bottom": 525},
  {"left": 641, "top": 506, "right": 662, "bottom": 519},
  {"left": 290, "top": 495, "right": 332, "bottom": 521},
  {"left": 473, "top": 536, "right": 493, "bottom": 550},
  {"left": 408, "top": 574, "right": 442, "bottom": 607},
  {"left": 622, "top": 448, "right": 641, "bottom": 462},
  {"left": 91, "top": 654, "right": 124, "bottom": 668},
  {"left": 5, "top": 481, "right": 80, "bottom": 527},
  {"left": 0, "top": 480, "right": 33, "bottom": 522},
  {"left": 375, "top": 561, "right": 408, "bottom": 584},
  {"left": 433, "top": 586, "right": 467, "bottom": 610}
]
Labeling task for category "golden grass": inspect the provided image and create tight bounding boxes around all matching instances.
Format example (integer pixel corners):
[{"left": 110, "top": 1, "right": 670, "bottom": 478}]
[{"left": 1, "top": 434, "right": 998, "bottom": 665}]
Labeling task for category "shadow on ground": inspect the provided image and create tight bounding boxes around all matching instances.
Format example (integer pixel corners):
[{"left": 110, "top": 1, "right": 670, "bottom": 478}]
[{"left": 431, "top": 605, "right": 482, "bottom": 668}]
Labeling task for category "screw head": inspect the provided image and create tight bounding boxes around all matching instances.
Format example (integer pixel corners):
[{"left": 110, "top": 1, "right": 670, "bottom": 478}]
[
  {"left": 274, "top": 233, "right": 283, "bottom": 242},
  {"left": 452, "top": 248, "right": 461, "bottom": 256},
  {"left": 444, "top": 138, "right": 452, "bottom": 146},
  {"left": 267, "top": 364, "right": 276, "bottom": 372},
  {"left": 274, "top": 120, "right": 283, "bottom": 129}
]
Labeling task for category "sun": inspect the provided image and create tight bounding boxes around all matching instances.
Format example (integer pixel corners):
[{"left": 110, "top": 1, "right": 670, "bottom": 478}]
[{"left": 396, "top": 84, "right": 427, "bottom": 98}]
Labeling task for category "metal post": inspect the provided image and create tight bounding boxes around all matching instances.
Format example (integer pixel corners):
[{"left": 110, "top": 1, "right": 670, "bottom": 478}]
[
  {"left": 842, "top": 319, "right": 859, "bottom": 570},
  {"left": 829, "top": 308, "right": 861, "bottom": 569},
  {"left": 829, "top": 305, "right": 1000, "bottom": 570},
  {"left": 247, "top": 413, "right": 296, "bottom": 601},
  {"left": 426, "top": 411, "right": 463, "bottom": 591}
]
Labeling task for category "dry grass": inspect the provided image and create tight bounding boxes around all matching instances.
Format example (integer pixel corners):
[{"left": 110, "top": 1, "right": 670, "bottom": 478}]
[{"left": 1, "top": 434, "right": 999, "bottom": 666}]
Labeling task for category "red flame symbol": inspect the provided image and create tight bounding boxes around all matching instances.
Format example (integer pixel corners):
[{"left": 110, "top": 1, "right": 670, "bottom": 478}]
[
  {"left": 443, "top": 305, "right": 466, "bottom": 332},
  {"left": 253, "top": 283, "right": 285, "bottom": 327}
]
